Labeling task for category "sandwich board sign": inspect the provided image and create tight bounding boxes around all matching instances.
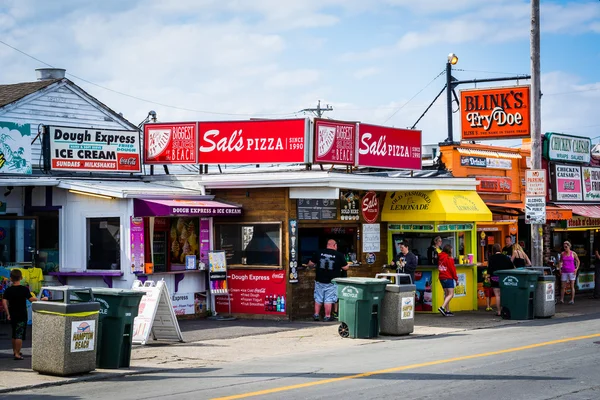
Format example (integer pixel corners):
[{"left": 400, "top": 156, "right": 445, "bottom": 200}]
[{"left": 132, "top": 280, "right": 184, "bottom": 345}]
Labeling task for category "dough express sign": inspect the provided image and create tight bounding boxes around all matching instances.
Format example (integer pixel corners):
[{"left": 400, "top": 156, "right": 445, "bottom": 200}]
[{"left": 45, "top": 126, "right": 140, "bottom": 172}]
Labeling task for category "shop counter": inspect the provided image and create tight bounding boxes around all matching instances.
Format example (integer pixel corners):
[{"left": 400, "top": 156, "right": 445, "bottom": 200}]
[{"left": 413, "top": 264, "right": 477, "bottom": 313}]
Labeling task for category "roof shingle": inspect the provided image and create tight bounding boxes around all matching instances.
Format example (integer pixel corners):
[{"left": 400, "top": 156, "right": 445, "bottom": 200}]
[{"left": 0, "top": 79, "right": 60, "bottom": 108}]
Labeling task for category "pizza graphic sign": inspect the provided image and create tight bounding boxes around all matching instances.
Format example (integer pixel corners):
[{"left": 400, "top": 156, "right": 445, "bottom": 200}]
[
  {"left": 144, "top": 122, "right": 197, "bottom": 164},
  {"left": 313, "top": 119, "right": 356, "bottom": 165}
]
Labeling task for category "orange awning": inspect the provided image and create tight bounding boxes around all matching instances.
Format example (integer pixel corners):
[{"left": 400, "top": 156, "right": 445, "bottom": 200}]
[
  {"left": 485, "top": 201, "right": 572, "bottom": 220},
  {"left": 557, "top": 204, "right": 600, "bottom": 219}
]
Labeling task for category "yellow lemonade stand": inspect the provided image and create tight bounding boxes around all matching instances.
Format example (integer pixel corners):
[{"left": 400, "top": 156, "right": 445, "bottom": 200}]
[{"left": 382, "top": 190, "right": 492, "bottom": 313}]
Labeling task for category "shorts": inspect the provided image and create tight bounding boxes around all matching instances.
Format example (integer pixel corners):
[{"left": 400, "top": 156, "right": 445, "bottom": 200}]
[
  {"left": 10, "top": 320, "right": 27, "bottom": 341},
  {"left": 440, "top": 279, "right": 455, "bottom": 289},
  {"left": 561, "top": 272, "right": 576, "bottom": 282},
  {"left": 314, "top": 281, "right": 337, "bottom": 304},
  {"left": 484, "top": 287, "right": 494, "bottom": 298}
]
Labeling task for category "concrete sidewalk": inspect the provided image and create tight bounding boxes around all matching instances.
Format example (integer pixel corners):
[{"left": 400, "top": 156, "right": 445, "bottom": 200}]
[{"left": 1, "top": 295, "right": 598, "bottom": 394}]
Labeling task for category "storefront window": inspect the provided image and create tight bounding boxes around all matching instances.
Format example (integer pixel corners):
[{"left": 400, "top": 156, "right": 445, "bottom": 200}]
[
  {"left": 215, "top": 222, "right": 281, "bottom": 267},
  {"left": 0, "top": 217, "right": 37, "bottom": 267},
  {"left": 87, "top": 217, "right": 121, "bottom": 270},
  {"left": 33, "top": 211, "right": 59, "bottom": 273}
]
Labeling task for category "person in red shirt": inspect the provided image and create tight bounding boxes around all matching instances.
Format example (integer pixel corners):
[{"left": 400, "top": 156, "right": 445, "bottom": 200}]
[{"left": 437, "top": 244, "right": 458, "bottom": 317}]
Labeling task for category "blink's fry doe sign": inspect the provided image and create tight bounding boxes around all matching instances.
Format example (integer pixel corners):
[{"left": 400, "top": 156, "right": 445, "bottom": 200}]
[{"left": 460, "top": 85, "right": 531, "bottom": 140}]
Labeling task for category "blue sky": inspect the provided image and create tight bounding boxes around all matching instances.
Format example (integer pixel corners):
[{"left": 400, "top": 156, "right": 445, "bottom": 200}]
[{"left": 1, "top": 0, "right": 599, "bottom": 145}]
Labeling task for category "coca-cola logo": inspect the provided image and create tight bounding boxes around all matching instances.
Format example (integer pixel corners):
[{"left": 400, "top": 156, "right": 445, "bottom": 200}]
[
  {"left": 362, "top": 191, "right": 379, "bottom": 223},
  {"left": 271, "top": 272, "right": 285, "bottom": 283},
  {"left": 119, "top": 157, "right": 138, "bottom": 165}
]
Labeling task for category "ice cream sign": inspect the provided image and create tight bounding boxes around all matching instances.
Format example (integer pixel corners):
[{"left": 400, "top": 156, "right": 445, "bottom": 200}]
[{"left": 544, "top": 132, "right": 591, "bottom": 164}]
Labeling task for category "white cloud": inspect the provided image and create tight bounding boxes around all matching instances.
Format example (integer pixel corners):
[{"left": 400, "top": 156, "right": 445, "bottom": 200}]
[
  {"left": 0, "top": 0, "right": 598, "bottom": 145},
  {"left": 353, "top": 67, "right": 381, "bottom": 79}
]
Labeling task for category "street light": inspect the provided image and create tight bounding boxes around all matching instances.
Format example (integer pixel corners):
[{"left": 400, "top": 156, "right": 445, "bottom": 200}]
[{"left": 446, "top": 53, "right": 458, "bottom": 143}]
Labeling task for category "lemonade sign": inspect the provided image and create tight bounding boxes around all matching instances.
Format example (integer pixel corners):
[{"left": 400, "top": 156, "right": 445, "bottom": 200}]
[{"left": 454, "top": 273, "right": 467, "bottom": 297}]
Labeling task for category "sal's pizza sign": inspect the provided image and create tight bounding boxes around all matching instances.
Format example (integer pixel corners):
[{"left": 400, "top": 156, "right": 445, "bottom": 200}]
[
  {"left": 144, "top": 122, "right": 197, "bottom": 164},
  {"left": 357, "top": 124, "right": 422, "bottom": 170},
  {"left": 44, "top": 126, "right": 140, "bottom": 172},
  {"left": 198, "top": 119, "right": 309, "bottom": 164},
  {"left": 460, "top": 85, "right": 530, "bottom": 140}
]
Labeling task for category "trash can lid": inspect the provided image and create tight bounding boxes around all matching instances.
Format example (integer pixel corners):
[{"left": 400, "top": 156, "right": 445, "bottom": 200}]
[
  {"left": 495, "top": 269, "right": 540, "bottom": 275},
  {"left": 332, "top": 277, "right": 390, "bottom": 285},
  {"left": 386, "top": 284, "right": 416, "bottom": 293},
  {"left": 76, "top": 288, "right": 145, "bottom": 297},
  {"left": 537, "top": 275, "right": 556, "bottom": 282}
]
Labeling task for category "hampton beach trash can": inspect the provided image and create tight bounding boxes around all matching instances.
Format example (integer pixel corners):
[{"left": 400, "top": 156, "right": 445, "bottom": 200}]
[
  {"left": 75, "top": 288, "right": 145, "bottom": 369},
  {"left": 32, "top": 287, "right": 100, "bottom": 376},
  {"left": 534, "top": 274, "right": 556, "bottom": 318},
  {"left": 376, "top": 273, "right": 416, "bottom": 336},
  {"left": 496, "top": 269, "right": 539, "bottom": 320},
  {"left": 332, "top": 277, "right": 389, "bottom": 339}
]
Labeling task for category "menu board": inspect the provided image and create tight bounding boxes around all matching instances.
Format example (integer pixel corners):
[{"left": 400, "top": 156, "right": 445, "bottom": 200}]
[
  {"left": 297, "top": 199, "right": 338, "bottom": 220},
  {"left": 215, "top": 270, "right": 287, "bottom": 315}
]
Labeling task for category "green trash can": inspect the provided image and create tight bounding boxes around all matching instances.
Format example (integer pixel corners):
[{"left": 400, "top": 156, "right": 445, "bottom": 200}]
[
  {"left": 496, "top": 269, "right": 540, "bottom": 320},
  {"left": 332, "top": 277, "right": 389, "bottom": 339},
  {"left": 75, "top": 288, "right": 145, "bottom": 369}
]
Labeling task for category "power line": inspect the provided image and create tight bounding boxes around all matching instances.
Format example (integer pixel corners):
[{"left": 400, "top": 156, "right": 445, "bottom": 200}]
[
  {"left": 381, "top": 70, "right": 445, "bottom": 124},
  {"left": 0, "top": 39, "right": 301, "bottom": 118}
]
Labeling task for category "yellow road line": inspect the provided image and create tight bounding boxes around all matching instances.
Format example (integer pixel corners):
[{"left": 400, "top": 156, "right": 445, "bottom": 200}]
[{"left": 211, "top": 333, "right": 600, "bottom": 400}]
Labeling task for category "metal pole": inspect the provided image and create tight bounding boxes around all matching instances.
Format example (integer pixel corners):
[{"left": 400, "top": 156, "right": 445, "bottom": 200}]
[
  {"left": 530, "top": 0, "right": 543, "bottom": 266},
  {"left": 446, "top": 61, "right": 453, "bottom": 143}
]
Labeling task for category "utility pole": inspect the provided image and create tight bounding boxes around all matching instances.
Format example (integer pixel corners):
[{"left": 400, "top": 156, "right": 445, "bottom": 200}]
[
  {"left": 531, "top": 0, "right": 543, "bottom": 267},
  {"left": 302, "top": 100, "right": 333, "bottom": 118}
]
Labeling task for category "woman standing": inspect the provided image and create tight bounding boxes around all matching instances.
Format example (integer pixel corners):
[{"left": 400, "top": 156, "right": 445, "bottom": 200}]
[
  {"left": 511, "top": 243, "right": 532, "bottom": 268},
  {"left": 427, "top": 236, "right": 443, "bottom": 266},
  {"left": 558, "top": 241, "right": 580, "bottom": 304},
  {"left": 437, "top": 244, "right": 458, "bottom": 317},
  {"left": 487, "top": 243, "right": 515, "bottom": 316}
]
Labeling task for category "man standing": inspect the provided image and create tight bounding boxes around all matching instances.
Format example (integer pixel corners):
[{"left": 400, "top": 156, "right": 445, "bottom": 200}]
[
  {"left": 502, "top": 236, "right": 514, "bottom": 257},
  {"left": 393, "top": 242, "right": 418, "bottom": 284},
  {"left": 307, "top": 239, "right": 350, "bottom": 322}
]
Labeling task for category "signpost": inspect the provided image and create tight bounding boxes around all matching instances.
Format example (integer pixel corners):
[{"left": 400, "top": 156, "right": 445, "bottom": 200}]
[{"left": 525, "top": 169, "right": 546, "bottom": 225}]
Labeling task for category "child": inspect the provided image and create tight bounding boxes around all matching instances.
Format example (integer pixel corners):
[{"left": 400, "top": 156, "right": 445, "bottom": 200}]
[
  {"left": 1, "top": 269, "right": 46, "bottom": 360},
  {"left": 483, "top": 269, "right": 493, "bottom": 311}
]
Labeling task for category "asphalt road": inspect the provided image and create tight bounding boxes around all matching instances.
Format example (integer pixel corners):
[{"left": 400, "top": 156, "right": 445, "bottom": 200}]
[{"left": 7, "top": 313, "right": 600, "bottom": 400}]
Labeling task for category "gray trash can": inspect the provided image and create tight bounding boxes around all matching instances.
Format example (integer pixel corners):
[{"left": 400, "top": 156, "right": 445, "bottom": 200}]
[
  {"left": 526, "top": 266, "right": 556, "bottom": 318},
  {"left": 376, "top": 273, "right": 416, "bottom": 336},
  {"left": 534, "top": 274, "right": 556, "bottom": 318},
  {"left": 32, "top": 286, "right": 100, "bottom": 376}
]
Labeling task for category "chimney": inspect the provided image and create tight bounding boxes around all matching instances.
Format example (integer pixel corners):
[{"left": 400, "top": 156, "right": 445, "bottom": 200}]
[{"left": 35, "top": 68, "right": 66, "bottom": 80}]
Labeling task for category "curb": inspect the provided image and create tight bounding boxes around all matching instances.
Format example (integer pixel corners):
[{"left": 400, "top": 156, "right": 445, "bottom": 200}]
[{"left": 0, "top": 367, "right": 168, "bottom": 394}]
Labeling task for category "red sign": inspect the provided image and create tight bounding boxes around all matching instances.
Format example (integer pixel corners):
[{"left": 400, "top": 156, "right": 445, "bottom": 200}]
[
  {"left": 144, "top": 122, "right": 197, "bottom": 164},
  {"left": 215, "top": 269, "right": 287, "bottom": 315},
  {"left": 362, "top": 191, "right": 380, "bottom": 223},
  {"left": 357, "top": 124, "right": 422, "bottom": 170},
  {"left": 475, "top": 177, "right": 512, "bottom": 193},
  {"left": 198, "top": 119, "right": 307, "bottom": 164},
  {"left": 460, "top": 85, "right": 531, "bottom": 140},
  {"left": 313, "top": 119, "right": 356, "bottom": 165}
]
